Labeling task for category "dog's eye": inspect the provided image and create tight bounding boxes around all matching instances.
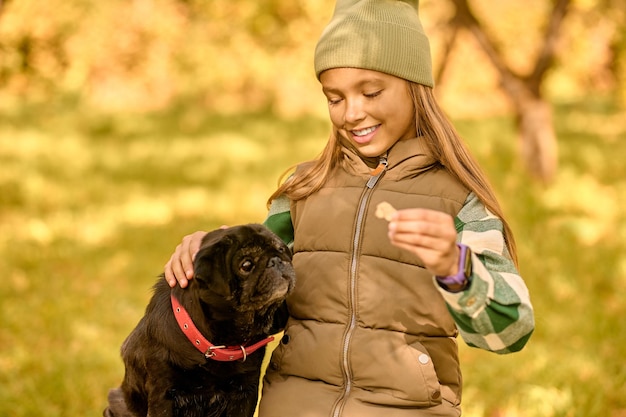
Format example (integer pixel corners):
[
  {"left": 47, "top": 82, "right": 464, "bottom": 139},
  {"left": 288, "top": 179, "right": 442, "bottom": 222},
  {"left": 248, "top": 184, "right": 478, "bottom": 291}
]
[{"left": 240, "top": 259, "right": 255, "bottom": 274}]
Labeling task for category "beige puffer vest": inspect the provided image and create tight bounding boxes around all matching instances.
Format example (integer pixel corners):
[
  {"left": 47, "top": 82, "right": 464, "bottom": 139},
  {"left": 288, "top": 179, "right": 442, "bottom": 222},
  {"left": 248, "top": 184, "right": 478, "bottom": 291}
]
[{"left": 260, "top": 137, "right": 469, "bottom": 417}]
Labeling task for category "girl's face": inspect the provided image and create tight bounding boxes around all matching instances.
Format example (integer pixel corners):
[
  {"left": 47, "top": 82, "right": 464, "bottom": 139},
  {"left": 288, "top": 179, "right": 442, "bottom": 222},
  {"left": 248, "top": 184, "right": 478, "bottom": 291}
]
[{"left": 320, "top": 67, "right": 416, "bottom": 158}]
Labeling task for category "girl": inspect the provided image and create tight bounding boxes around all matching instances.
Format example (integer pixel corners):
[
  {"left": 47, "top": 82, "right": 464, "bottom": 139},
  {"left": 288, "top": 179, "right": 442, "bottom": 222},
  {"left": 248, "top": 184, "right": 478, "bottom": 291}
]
[{"left": 164, "top": 1, "right": 534, "bottom": 416}]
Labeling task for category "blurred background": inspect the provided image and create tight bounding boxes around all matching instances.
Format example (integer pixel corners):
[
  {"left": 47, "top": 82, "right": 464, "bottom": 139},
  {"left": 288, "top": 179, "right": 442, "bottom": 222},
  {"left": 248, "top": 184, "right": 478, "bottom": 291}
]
[{"left": 0, "top": 0, "right": 624, "bottom": 416}]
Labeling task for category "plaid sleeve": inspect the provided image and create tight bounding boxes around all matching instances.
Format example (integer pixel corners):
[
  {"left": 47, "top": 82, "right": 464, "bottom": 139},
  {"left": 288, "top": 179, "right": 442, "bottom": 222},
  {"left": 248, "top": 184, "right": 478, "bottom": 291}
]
[
  {"left": 435, "top": 192, "right": 535, "bottom": 354},
  {"left": 263, "top": 194, "right": 294, "bottom": 248}
]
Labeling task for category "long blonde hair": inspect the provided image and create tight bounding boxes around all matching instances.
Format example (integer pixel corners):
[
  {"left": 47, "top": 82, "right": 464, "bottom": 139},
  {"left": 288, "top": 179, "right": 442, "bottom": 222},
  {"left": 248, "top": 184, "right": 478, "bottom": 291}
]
[{"left": 267, "top": 82, "right": 518, "bottom": 264}]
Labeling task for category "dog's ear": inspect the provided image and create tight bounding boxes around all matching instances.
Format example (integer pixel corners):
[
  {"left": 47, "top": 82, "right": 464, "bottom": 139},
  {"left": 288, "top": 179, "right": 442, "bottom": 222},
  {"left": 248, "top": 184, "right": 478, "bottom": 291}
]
[
  {"left": 192, "top": 228, "right": 238, "bottom": 298},
  {"left": 198, "top": 227, "right": 233, "bottom": 249}
]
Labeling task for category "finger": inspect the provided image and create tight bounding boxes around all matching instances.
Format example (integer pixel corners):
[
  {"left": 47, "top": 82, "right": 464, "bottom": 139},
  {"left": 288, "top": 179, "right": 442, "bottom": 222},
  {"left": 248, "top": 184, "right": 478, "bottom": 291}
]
[
  {"left": 186, "top": 231, "right": 207, "bottom": 263},
  {"left": 179, "top": 240, "right": 196, "bottom": 278},
  {"left": 178, "top": 231, "right": 208, "bottom": 279},
  {"left": 395, "top": 208, "right": 451, "bottom": 223},
  {"left": 390, "top": 221, "right": 457, "bottom": 250},
  {"left": 164, "top": 260, "right": 177, "bottom": 288},
  {"left": 390, "top": 219, "right": 440, "bottom": 237},
  {"left": 167, "top": 250, "right": 190, "bottom": 288},
  {"left": 389, "top": 230, "right": 450, "bottom": 252},
  {"left": 392, "top": 209, "right": 456, "bottom": 237}
]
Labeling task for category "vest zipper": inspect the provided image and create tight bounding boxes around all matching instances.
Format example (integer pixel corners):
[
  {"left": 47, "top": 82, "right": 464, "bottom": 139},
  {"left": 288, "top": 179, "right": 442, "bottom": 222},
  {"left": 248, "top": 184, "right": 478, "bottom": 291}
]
[{"left": 332, "top": 155, "right": 388, "bottom": 417}]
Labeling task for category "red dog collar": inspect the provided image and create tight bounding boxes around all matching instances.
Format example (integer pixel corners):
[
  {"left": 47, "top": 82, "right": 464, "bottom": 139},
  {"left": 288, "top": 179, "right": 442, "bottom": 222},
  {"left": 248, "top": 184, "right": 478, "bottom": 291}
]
[{"left": 171, "top": 294, "right": 274, "bottom": 362}]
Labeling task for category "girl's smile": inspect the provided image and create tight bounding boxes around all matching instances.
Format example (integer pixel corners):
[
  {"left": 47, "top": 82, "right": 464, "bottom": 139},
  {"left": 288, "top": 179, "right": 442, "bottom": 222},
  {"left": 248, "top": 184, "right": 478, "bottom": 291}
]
[
  {"left": 320, "top": 67, "right": 416, "bottom": 158},
  {"left": 350, "top": 124, "right": 380, "bottom": 144}
]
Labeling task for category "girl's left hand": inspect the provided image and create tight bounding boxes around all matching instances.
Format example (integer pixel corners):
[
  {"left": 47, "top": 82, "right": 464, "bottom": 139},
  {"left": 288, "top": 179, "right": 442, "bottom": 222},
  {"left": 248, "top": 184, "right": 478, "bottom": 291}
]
[{"left": 387, "top": 209, "right": 459, "bottom": 277}]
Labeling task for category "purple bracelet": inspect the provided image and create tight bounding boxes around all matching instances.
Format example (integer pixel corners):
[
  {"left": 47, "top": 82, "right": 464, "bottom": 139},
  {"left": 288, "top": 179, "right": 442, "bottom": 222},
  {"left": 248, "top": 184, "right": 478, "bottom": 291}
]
[{"left": 436, "top": 244, "right": 472, "bottom": 292}]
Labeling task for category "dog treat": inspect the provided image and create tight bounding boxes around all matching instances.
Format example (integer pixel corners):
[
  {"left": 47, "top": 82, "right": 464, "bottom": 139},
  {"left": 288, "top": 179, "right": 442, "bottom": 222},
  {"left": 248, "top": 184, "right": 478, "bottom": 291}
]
[{"left": 375, "top": 201, "right": 397, "bottom": 221}]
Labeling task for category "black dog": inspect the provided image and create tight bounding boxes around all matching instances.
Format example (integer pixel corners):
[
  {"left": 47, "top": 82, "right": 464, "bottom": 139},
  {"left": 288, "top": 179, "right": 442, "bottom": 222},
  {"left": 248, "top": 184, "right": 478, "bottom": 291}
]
[{"left": 104, "top": 224, "right": 295, "bottom": 417}]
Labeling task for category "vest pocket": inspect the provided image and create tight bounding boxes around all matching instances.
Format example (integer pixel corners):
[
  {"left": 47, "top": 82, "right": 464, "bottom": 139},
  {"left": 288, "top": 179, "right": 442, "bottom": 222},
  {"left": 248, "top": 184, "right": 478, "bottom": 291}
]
[
  {"left": 351, "top": 333, "right": 443, "bottom": 407},
  {"left": 405, "top": 340, "right": 442, "bottom": 405}
]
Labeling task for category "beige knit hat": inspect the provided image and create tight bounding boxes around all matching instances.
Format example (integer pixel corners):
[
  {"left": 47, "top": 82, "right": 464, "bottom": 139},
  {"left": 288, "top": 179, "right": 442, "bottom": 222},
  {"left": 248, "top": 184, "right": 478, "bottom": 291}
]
[{"left": 314, "top": 0, "right": 434, "bottom": 87}]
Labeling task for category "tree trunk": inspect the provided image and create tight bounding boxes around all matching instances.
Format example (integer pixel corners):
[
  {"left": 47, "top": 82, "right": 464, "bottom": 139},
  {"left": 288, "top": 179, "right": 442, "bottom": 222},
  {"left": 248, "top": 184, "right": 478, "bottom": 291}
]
[
  {"left": 500, "top": 75, "right": 558, "bottom": 184},
  {"left": 516, "top": 93, "right": 558, "bottom": 183},
  {"left": 447, "top": 0, "right": 571, "bottom": 183}
]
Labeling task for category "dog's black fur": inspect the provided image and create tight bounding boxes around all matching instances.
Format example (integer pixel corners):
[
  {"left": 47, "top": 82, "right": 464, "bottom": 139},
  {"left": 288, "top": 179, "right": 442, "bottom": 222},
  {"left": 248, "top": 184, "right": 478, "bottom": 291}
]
[{"left": 104, "top": 224, "right": 295, "bottom": 417}]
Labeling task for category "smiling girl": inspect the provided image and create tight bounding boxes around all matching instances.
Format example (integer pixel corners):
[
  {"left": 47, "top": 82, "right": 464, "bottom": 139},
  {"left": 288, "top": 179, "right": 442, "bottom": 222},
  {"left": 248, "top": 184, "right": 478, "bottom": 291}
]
[{"left": 164, "top": 1, "right": 535, "bottom": 416}]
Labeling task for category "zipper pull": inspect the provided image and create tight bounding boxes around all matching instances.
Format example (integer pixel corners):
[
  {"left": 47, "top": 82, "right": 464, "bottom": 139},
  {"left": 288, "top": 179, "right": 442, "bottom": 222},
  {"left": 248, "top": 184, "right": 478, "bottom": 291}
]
[{"left": 367, "top": 155, "right": 388, "bottom": 188}]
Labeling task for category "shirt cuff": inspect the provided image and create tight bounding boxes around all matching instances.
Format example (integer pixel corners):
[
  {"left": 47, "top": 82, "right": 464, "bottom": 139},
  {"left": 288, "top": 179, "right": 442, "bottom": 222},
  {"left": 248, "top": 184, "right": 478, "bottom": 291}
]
[{"left": 433, "top": 252, "right": 492, "bottom": 319}]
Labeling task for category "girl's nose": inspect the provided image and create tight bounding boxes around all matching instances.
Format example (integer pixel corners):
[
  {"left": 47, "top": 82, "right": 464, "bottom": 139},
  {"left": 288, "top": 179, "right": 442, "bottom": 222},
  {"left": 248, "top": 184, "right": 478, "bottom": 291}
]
[{"left": 343, "top": 97, "right": 366, "bottom": 125}]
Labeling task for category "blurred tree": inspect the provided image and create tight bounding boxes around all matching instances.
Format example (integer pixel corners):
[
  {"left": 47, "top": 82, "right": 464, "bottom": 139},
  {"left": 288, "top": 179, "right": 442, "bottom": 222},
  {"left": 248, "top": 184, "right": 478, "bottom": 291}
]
[
  {"left": 593, "top": 0, "right": 626, "bottom": 104},
  {"left": 0, "top": 0, "right": 623, "bottom": 136},
  {"left": 437, "top": 0, "right": 571, "bottom": 184}
]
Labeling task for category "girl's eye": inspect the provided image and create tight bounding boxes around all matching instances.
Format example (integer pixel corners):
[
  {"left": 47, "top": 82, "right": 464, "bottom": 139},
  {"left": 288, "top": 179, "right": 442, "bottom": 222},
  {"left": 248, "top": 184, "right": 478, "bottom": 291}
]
[
  {"left": 364, "top": 90, "right": 382, "bottom": 98},
  {"left": 327, "top": 97, "right": 342, "bottom": 106}
]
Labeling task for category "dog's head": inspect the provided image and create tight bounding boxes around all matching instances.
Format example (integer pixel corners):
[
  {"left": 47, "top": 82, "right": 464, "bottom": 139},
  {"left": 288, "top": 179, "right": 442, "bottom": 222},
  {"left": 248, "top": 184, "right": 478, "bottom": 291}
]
[{"left": 191, "top": 224, "right": 295, "bottom": 315}]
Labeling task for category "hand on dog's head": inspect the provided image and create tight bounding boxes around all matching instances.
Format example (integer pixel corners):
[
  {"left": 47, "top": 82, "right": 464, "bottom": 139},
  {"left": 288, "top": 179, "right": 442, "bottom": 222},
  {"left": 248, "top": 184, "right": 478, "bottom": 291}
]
[{"left": 172, "top": 224, "right": 295, "bottom": 336}]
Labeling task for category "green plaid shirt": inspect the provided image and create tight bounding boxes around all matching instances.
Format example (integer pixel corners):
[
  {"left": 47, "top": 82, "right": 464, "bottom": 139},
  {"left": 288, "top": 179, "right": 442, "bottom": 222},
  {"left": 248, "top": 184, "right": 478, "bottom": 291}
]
[{"left": 265, "top": 192, "right": 534, "bottom": 354}]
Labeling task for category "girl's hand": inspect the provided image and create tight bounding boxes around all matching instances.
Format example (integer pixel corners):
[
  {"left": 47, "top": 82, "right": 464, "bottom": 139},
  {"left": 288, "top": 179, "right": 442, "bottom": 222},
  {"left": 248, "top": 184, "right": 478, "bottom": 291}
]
[
  {"left": 164, "top": 231, "right": 208, "bottom": 288},
  {"left": 387, "top": 209, "right": 459, "bottom": 277}
]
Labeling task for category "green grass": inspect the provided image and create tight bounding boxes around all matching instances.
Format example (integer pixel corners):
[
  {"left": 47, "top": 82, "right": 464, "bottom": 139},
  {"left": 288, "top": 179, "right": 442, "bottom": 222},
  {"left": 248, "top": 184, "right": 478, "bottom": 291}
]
[{"left": 1, "top": 96, "right": 624, "bottom": 416}]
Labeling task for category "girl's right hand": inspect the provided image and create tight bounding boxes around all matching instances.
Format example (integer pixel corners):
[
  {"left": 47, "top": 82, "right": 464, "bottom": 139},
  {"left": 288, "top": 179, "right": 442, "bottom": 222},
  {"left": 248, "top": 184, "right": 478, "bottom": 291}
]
[{"left": 164, "top": 231, "right": 208, "bottom": 288}]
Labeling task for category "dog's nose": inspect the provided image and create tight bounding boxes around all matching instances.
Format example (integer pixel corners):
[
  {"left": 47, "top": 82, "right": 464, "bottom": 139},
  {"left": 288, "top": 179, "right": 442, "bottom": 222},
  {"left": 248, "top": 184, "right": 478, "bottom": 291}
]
[{"left": 267, "top": 257, "right": 282, "bottom": 269}]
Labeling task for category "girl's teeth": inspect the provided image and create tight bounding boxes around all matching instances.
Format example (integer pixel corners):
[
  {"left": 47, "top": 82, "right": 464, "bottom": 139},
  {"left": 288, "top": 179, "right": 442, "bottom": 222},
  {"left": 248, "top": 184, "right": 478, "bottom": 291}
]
[{"left": 353, "top": 126, "right": 376, "bottom": 137}]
